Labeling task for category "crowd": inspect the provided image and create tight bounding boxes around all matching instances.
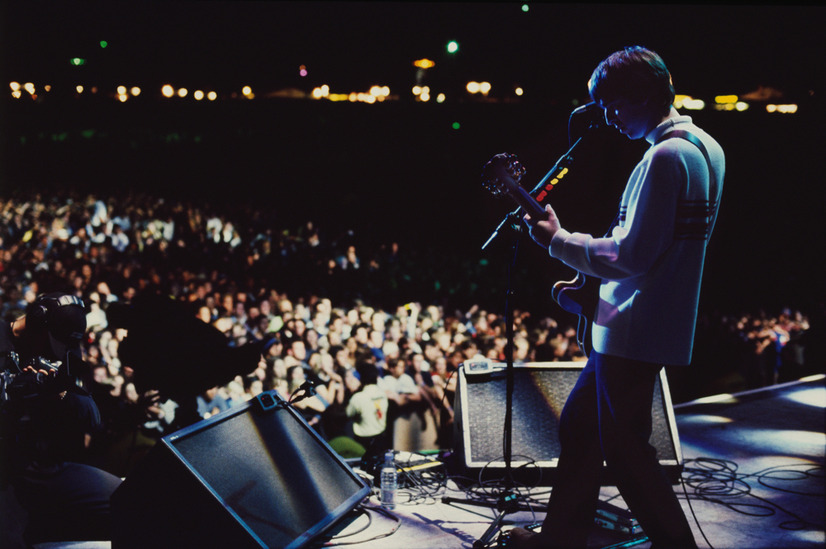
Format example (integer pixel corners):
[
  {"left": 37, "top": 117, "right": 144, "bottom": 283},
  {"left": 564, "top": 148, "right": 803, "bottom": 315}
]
[{"left": 0, "top": 191, "right": 821, "bottom": 476}]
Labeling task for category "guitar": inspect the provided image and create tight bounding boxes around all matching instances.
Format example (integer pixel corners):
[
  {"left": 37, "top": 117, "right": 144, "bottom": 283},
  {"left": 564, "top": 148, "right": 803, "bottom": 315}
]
[{"left": 481, "top": 152, "right": 598, "bottom": 357}]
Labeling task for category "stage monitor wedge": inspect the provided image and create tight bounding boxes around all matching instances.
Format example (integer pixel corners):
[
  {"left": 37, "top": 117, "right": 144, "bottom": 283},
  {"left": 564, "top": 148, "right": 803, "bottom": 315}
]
[
  {"left": 453, "top": 361, "right": 683, "bottom": 484},
  {"left": 111, "top": 391, "right": 370, "bottom": 549}
]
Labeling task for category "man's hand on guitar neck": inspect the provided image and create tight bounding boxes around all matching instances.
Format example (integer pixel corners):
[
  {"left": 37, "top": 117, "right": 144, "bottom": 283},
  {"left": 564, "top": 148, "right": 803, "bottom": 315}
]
[{"left": 524, "top": 204, "right": 561, "bottom": 249}]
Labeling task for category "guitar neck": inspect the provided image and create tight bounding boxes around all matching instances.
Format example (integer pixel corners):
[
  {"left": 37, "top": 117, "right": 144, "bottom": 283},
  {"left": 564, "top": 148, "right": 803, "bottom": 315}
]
[{"left": 508, "top": 184, "right": 548, "bottom": 220}]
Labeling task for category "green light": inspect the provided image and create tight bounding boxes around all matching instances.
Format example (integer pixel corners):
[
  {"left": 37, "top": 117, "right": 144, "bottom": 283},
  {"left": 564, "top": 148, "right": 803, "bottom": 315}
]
[
  {"left": 70, "top": 57, "right": 86, "bottom": 66},
  {"left": 446, "top": 40, "right": 459, "bottom": 54},
  {"left": 451, "top": 122, "right": 461, "bottom": 130},
  {"left": 521, "top": 3, "right": 530, "bottom": 12},
  {"left": 99, "top": 40, "right": 108, "bottom": 48}
]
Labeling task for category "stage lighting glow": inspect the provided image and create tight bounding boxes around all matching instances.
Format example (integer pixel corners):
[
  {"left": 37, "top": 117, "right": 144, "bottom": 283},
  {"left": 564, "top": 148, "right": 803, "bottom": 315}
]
[
  {"left": 677, "top": 414, "right": 733, "bottom": 425},
  {"left": 743, "top": 428, "right": 826, "bottom": 454},
  {"left": 784, "top": 386, "right": 826, "bottom": 408},
  {"left": 691, "top": 393, "right": 738, "bottom": 405}
]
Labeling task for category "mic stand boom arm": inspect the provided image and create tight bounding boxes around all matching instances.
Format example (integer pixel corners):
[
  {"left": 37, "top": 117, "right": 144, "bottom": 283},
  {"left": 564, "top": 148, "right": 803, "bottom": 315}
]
[{"left": 481, "top": 134, "right": 586, "bottom": 252}]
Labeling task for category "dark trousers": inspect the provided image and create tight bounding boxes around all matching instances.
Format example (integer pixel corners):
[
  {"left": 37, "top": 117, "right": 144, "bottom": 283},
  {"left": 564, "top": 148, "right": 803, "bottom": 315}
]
[
  {"left": 14, "top": 461, "right": 123, "bottom": 543},
  {"left": 541, "top": 352, "right": 696, "bottom": 549}
]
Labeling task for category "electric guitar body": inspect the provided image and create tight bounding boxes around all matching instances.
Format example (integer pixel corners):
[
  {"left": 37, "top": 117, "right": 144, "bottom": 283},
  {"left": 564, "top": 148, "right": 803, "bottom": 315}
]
[{"left": 482, "top": 152, "right": 598, "bottom": 357}]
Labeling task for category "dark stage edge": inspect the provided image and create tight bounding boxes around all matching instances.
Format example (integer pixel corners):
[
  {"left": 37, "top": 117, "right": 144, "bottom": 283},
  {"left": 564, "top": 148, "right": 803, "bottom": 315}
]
[{"left": 2, "top": 375, "right": 823, "bottom": 549}]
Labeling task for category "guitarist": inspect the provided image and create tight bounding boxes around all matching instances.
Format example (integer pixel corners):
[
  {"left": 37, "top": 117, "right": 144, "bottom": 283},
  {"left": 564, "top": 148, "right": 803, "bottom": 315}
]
[{"left": 511, "top": 47, "right": 724, "bottom": 549}]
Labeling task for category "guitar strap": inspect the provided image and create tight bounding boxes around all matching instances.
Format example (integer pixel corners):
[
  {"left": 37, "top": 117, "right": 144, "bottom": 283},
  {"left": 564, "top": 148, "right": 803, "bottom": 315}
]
[{"left": 656, "top": 129, "right": 714, "bottom": 182}]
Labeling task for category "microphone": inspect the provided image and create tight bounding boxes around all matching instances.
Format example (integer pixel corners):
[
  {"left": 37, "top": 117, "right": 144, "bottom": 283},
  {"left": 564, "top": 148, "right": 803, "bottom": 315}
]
[{"left": 571, "top": 101, "right": 601, "bottom": 115}]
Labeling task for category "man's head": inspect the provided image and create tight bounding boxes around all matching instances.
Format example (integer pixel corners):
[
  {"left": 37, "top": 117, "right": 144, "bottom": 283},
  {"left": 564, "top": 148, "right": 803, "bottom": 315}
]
[
  {"left": 23, "top": 293, "right": 86, "bottom": 361},
  {"left": 588, "top": 46, "right": 675, "bottom": 139}
]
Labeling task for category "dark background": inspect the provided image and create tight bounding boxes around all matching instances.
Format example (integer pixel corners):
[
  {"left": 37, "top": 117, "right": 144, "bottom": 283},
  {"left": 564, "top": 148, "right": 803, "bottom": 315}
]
[{"left": 1, "top": 2, "right": 824, "bottom": 316}]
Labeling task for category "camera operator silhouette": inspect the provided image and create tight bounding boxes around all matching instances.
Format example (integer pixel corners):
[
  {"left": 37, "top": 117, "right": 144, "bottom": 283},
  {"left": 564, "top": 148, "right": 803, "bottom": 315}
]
[{"left": 1, "top": 292, "right": 122, "bottom": 544}]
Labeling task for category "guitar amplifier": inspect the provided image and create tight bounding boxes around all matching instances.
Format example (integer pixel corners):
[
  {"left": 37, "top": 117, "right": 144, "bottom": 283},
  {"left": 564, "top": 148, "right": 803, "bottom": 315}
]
[{"left": 453, "top": 361, "right": 683, "bottom": 485}]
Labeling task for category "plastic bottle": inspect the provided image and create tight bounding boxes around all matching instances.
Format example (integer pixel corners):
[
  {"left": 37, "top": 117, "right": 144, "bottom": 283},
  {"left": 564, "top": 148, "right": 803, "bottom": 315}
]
[{"left": 380, "top": 450, "right": 397, "bottom": 509}]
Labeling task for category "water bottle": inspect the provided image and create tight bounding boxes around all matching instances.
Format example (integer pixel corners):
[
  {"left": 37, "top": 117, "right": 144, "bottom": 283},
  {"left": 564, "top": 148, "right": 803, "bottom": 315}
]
[{"left": 380, "top": 450, "right": 397, "bottom": 510}]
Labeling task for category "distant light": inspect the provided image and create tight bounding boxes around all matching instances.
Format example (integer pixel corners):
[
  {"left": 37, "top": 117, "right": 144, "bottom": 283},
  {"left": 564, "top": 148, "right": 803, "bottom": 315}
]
[
  {"left": 413, "top": 58, "right": 435, "bottom": 69},
  {"left": 479, "top": 82, "right": 491, "bottom": 95},
  {"left": 9, "top": 82, "right": 20, "bottom": 91},
  {"left": 130, "top": 86, "right": 141, "bottom": 97},
  {"left": 70, "top": 57, "right": 86, "bottom": 66},
  {"left": 161, "top": 85, "right": 175, "bottom": 98},
  {"left": 299, "top": 64, "right": 308, "bottom": 77},
  {"left": 99, "top": 40, "right": 108, "bottom": 49},
  {"left": 735, "top": 101, "right": 749, "bottom": 112},
  {"left": 207, "top": 91, "right": 218, "bottom": 101},
  {"left": 521, "top": 4, "right": 530, "bottom": 12},
  {"left": 446, "top": 40, "right": 459, "bottom": 54},
  {"left": 675, "top": 95, "right": 705, "bottom": 111},
  {"left": 76, "top": 85, "right": 84, "bottom": 94},
  {"left": 451, "top": 122, "right": 461, "bottom": 130},
  {"left": 515, "top": 87, "right": 524, "bottom": 96},
  {"left": 23, "top": 82, "right": 35, "bottom": 95},
  {"left": 466, "top": 81, "right": 481, "bottom": 94},
  {"left": 177, "top": 88, "right": 188, "bottom": 98},
  {"left": 311, "top": 85, "right": 330, "bottom": 99},
  {"left": 194, "top": 90, "right": 205, "bottom": 101},
  {"left": 714, "top": 94, "right": 738, "bottom": 104},
  {"left": 369, "top": 85, "right": 390, "bottom": 101},
  {"left": 242, "top": 86, "right": 253, "bottom": 99},
  {"left": 412, "top": 85, "right": 423, "bottom": 96},
  {"left": 436, "top": 93, "right": 446, "bottom": 103},
  {"left": 117, "top": 94, "right": 128, "bottom": 103},
  {"left": 117, "top": 85, "right": 127, "bottom": 96},
  {"left": 11, "top": 90, "right": 22, "bottom": 99},
  {"left": 766, "top": 103, "right": 798, "bottom": 114},
  {"left": 43, "top": 85, "right": 51, "bottom": 92}
]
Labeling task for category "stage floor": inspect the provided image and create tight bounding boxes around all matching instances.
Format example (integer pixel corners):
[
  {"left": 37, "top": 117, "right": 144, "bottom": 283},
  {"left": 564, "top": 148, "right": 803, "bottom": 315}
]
[
  {"left": 3, "top": 375, "right": 824, "bottom": 549},
  {"left": 318, "top": 375, "right": 825, "bottom": 549}
]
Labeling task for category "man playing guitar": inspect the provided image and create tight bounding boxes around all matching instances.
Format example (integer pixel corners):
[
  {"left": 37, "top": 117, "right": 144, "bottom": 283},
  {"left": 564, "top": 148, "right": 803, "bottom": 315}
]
[{"left": 508, "top": 46, "right": 725, "bottom": 548}]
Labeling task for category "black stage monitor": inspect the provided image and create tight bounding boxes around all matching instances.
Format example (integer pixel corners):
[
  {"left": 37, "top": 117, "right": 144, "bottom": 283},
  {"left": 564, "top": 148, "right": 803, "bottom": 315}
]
[{"left": 112, "top": 391, "right": 370, "bottom": 549}]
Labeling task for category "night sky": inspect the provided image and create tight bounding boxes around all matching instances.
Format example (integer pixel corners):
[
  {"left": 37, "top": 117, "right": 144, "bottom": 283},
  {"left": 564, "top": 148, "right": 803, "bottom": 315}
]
[
  {"left": 2, "top": 2, "right": 825, "bottom": 314},
  {"left": 3, "top": 3, "right": 823, "bottom": 98}
]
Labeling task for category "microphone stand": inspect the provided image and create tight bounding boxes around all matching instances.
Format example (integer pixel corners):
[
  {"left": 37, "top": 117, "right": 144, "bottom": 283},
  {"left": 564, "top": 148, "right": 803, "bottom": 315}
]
[
  {"left": 461, "top": 116, "right": 601, "bottom": 548},
  {"left": 482, "top": 133, "right": 584, "bottom": 252}
]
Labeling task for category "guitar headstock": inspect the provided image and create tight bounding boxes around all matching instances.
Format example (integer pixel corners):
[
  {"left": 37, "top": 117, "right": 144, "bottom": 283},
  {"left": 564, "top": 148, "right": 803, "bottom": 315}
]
[{"left": 481, "top": 153, "right": 526, "bottom": 198}]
